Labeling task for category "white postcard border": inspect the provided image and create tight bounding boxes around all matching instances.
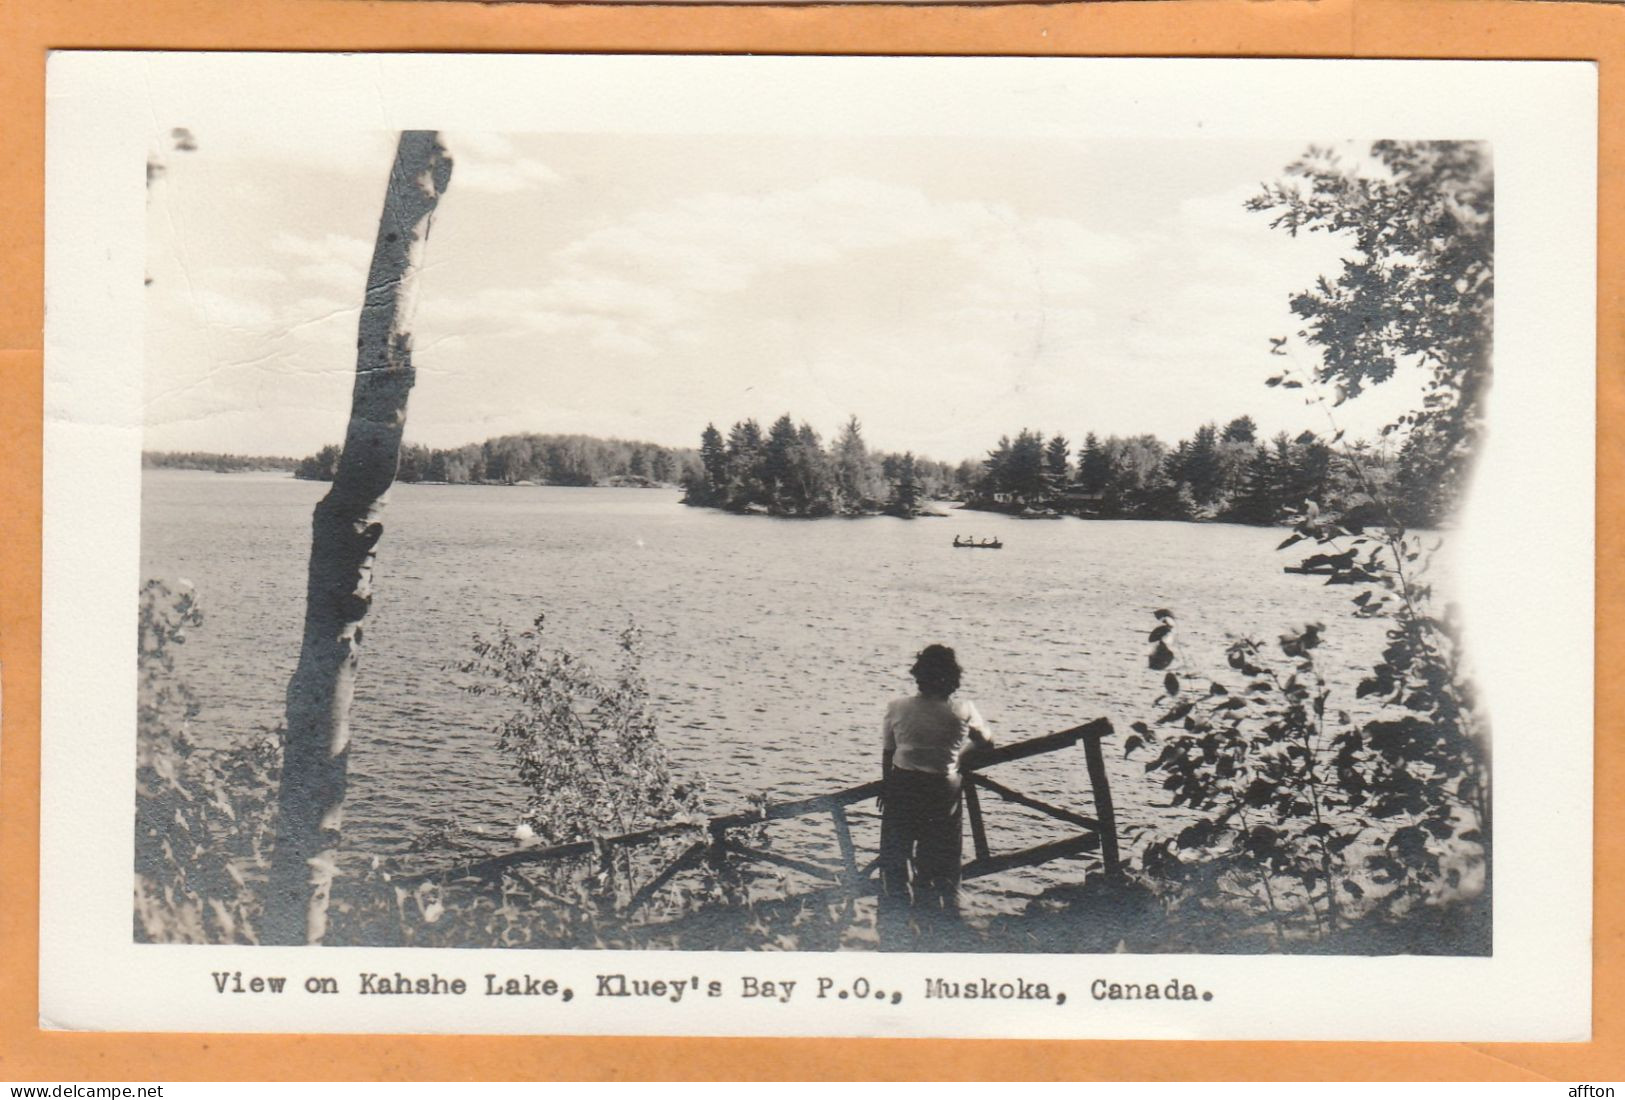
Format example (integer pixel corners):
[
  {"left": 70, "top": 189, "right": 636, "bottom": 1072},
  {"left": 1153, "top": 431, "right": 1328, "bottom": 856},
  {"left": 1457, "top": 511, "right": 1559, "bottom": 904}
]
[{"left": 41, "top": 52, "right": 1596, "bottom": 1040}]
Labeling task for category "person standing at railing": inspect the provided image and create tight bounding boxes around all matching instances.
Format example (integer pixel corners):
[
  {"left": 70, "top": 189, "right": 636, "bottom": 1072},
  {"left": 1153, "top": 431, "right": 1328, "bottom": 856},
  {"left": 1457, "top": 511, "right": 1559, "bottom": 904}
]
[{"left": 878, "top": 644, "right": 994, "bottom": 945}]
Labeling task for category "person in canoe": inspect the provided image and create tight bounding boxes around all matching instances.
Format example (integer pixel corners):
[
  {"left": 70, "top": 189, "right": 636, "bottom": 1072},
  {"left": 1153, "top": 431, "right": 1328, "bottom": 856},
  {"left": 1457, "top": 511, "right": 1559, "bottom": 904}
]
[{"left": 878, "top": 644, "right": 995, "bottom": 944}]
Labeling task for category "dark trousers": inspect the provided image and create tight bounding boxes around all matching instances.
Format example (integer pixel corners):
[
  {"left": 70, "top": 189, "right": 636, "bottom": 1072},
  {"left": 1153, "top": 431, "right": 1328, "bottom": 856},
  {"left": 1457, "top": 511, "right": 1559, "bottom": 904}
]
[{"left": 878, "top": 768, "right": 964, "bottom": 944}]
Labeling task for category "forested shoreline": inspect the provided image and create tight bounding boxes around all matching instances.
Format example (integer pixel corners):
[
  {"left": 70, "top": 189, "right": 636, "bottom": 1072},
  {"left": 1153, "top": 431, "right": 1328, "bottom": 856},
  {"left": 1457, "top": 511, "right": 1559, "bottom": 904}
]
[
  {"left": 295, "top": 432, "right": 700, "bottom": 487},
  {"left": 143, "top": 451, "right": 300, "bottom": 474},
  {"left": 160, "top": 406, "right": 1446, "bottom": 530},
  {"left": 679, "top": 412, "right": 1444, "bottom": 527},
  {"left": 968, "top": 420, "right": 1424, "bottom": 526},
  {"left": 142, "top": 433, "right": 701, "bottom": 488}
]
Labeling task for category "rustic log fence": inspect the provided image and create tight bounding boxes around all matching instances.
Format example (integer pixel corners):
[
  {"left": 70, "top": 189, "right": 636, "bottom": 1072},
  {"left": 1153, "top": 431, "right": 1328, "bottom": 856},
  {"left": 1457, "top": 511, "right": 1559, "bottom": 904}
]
[{"left": 404, "top": 717, "right": 1119, "bottom": 920}]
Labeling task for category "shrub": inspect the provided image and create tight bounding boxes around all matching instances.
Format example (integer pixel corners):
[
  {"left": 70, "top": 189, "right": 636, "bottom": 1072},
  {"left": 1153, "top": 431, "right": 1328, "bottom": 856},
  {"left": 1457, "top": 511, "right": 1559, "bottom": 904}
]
[
  {"left": 456, "top": 615, "right": 706, "bottom": 844},
  {"left": 134, "top": 581, "right": 280, "bottom": 943},
  {"left": 1130, "top": 613, "right": 1365, "bottom": 944},
  {"left": 1129, "top": 515, "right": 1490, "bottom": 950},
  {"left": 132, "top": 592, "right": 871, "bottom": 950}
]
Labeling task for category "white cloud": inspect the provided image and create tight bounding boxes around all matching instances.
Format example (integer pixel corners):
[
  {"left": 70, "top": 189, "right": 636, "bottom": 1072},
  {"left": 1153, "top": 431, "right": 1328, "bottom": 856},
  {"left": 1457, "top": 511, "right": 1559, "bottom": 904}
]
[
  {"left": 270, "top": 230, "right": 371, "bottom": 268},
  {"left": 419, "top": 274, "right": 682, "bottom": 353},
  {"left": 187, "top": 288, "right": 277, "bottom": 330},
  {"left": 451, "top": 157, "right": 563, "bottom": 194},
  {"left": 551, "top": 177, "right": 1129, "bottom": 297},
  {"left": 450, "top": 132, "right": 521, "bottom": 160},
  {"left": 293, "top": 259, "right": 366, "bottom": 292},
  {"left": 399, "top": 174, "right": 1159, "bottom": 451},
  {"left": 1177, "top": 182, "right": 1267, "bottom": 235},
  {"left": 443, "top": 132, "right": 564, "bottom": 194},
  {"left": 206, "top": 264, "right": 289, "bottom": 287},
  {"left": 434, "top": 176, "right": 1139, "bottom": 363},
  {"left": 282, "top": 294, "right": 360, "bottom": 330},
  {"left": 146, "top": 135, "right": 1406, "bottom": 458}
]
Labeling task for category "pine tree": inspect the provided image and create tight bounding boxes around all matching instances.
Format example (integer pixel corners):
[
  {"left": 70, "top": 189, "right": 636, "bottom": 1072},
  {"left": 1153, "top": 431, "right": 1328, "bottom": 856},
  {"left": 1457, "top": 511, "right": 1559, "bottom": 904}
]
[
  {"left": 832, "top": 415, "right": 880, "bottom": 514},
  {"left": 724, "top": 419, "right": 766, "bottom": 510},
  {"left": 726, "top": 418, "right": 763, "bottom": 463},
  {"left": 697, "top": 424, "right": 728, "bottom": 503},
  {"left": 784, "top": 421, "right": 832, "bottom": 515},
  {"left": 763, "top": 414, "right": 799, "bottom": 512},
  {"left": 1221, "top": 415, "right": 1258, "bottom": 444},
  {"left": 1283, "top": 431, "right": 1334, "bottom": 512},
  {"left": 1185, "top": 423, "right": 1224, "bottom": 506},
  {"left": 1227, "top": 441, "right": 1282, "bottom": 525},
  {"left": 981, "top": 435, "right": 1013, "bottom": 500},
  {"left": 890, "top": 451, "right": 922, "bottom": 516},
  {"left": 1008, "top": 429, "right": 1047, "bottom": 504},
  {"left": 1044, "top": 434, "right": 1071, "bottom": 497},
  {"left": 1078, "top": 432, "right": 1110, "bottom": 495},
  {"left": 649, "top": 448, "right": 674, "bottom": 484}
]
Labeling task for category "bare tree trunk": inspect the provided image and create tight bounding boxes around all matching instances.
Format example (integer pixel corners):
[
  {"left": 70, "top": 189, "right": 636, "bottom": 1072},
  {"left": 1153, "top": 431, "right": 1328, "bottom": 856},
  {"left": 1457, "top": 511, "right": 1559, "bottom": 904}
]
[{"left": 263, "top": 132, "right": 453, "bottom": 945}]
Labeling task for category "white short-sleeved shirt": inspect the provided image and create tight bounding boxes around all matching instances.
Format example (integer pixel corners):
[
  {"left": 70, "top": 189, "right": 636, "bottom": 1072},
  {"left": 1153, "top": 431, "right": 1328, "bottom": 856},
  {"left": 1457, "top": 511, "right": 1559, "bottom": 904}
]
[{"left": 883, "top": 695, "right": 991, "bottom": 777}]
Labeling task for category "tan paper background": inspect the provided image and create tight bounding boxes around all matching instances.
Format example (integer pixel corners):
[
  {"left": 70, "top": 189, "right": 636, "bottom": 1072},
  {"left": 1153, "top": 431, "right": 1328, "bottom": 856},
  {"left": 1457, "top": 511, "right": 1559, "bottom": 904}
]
[{"left": 1, "top": 0, "right": 1620, "bottom": 1080}]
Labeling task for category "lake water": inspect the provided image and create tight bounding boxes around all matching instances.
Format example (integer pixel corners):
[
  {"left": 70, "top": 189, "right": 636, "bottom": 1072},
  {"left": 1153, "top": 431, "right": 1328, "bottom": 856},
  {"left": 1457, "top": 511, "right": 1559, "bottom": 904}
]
[{"left": 140, "top": 469, "right": 1411, "bottom": 911}]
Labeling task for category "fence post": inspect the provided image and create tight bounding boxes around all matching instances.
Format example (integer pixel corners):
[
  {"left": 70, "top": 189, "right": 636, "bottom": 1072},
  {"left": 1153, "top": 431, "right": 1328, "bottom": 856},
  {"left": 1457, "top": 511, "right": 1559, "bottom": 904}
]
[
  {"left": 1080, "top": 724, "right": 1122, "bottom": 878},
  {"left": 830, "top": 805, "right": 860, "bottom": 884},
  {"left": 962, "top": 781, "right": 991, "bottom": 862}
]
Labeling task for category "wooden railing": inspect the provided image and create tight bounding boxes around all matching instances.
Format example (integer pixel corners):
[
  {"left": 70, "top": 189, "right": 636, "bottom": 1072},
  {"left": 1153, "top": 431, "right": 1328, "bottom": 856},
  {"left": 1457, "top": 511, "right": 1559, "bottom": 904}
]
[{"left": 405, "top": 718, "right": 1118, "bottom": 916}]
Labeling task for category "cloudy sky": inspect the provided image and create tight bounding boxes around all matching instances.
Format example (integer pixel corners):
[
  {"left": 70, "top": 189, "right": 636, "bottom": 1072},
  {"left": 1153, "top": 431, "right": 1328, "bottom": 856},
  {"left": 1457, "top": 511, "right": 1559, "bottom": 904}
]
[{"left": 144, "top": 130, "right": 1426, "bottom": 463}]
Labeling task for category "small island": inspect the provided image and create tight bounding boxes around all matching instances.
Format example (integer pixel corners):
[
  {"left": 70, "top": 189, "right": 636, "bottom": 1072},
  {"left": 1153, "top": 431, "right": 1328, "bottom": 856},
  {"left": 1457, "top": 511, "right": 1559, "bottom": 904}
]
[{"left": 679, "top": 416, "right": 952, "bottom": 518}]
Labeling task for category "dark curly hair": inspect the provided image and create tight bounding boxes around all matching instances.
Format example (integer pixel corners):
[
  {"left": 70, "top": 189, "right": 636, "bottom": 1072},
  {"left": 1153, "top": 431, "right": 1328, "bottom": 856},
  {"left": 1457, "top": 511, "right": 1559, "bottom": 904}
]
[{"left": 910, "top": 644, "right": 962, "bottom": 698}]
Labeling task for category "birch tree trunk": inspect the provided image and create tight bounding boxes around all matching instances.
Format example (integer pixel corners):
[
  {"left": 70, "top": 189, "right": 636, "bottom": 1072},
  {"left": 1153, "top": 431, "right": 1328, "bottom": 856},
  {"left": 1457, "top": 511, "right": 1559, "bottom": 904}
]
[{"left": 263, "top": 131, "right": 453, "bottom": 945}]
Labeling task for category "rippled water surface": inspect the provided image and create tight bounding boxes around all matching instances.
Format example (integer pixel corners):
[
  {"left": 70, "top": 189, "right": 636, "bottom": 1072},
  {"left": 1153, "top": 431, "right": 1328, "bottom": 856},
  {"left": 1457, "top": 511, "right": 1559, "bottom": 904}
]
[{"left": 142, "top": 470, "right": 1414, "bottom": 908}]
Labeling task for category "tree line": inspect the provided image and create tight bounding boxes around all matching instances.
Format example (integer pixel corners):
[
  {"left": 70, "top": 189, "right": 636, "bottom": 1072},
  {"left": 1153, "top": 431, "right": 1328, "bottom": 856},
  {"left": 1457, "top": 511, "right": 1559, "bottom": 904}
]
[
  {"left": 160, "top": 417, "right": 1440, "bottom": 529},
  {"left": 143, "top": 451, "right": 299, "bottom": 474},
  {"left": 681, "top": 412, "right": 1440, "bottom": 527},
  {"left": 971, "top": 417, "right": 1422, "bottom": 526},
  {"left": 294, "top": 433, "right": 700, "bottom": 487},
  {"left": 680, "top": 414, "right": 971, "bottom": 517}
]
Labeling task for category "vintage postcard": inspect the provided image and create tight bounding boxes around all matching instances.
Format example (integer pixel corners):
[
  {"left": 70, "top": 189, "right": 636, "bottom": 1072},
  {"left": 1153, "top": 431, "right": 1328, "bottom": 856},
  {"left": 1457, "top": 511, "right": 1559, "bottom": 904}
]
[{"left": 40, "top": 51, "right": 1594, "bottom": 1040}]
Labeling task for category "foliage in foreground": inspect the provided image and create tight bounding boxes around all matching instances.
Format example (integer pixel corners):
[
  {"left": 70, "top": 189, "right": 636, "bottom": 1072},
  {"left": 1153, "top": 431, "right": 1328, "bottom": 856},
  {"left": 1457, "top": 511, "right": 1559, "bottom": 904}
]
[
  {"left": 1247, "top": 140, "right": 1492, "bottom": 527},
  {"left": 133, "top": 592, "right": 800, "bottom": 949},
  {"left": 454, "top": 615, "right": 707, "bottom": 851},
  {"left": 134, "top": 581, "right": 280, "bottom": 944},
  {"left": 1120, "top": 140, "right": 1494, "bottom": 952},
  {"left": 1127, "top": 543, "right": 1489, "bottom": 952}
]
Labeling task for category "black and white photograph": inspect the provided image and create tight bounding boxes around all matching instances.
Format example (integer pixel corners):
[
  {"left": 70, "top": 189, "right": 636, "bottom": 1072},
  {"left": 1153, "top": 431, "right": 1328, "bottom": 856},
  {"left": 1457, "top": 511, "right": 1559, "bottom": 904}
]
[{"left": 41, "top": 53, "right": 1594, "bottom": 1039}]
